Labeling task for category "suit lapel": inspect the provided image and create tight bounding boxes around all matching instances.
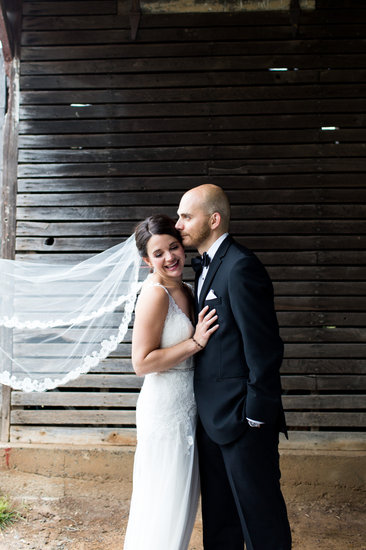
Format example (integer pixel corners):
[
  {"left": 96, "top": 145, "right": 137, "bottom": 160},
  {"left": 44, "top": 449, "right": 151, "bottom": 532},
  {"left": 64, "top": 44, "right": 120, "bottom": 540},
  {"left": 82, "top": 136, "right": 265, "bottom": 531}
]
[{"left": 198, "top": 235, "right": 233, "bottom": 311}]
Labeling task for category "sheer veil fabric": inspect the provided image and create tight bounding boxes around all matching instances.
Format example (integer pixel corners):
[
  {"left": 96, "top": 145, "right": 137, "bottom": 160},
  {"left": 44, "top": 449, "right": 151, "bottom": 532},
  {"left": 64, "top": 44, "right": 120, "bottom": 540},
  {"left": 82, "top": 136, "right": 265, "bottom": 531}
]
[{"left": 0, "top": 235, "right": 148, "bottom": 392}]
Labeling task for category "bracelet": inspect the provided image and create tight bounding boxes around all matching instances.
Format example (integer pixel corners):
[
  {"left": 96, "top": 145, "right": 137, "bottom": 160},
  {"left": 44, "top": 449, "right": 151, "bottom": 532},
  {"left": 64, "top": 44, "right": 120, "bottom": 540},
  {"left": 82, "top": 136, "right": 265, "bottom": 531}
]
[{"left": 192, "top": 337, "right": 203, "bottom": 349}]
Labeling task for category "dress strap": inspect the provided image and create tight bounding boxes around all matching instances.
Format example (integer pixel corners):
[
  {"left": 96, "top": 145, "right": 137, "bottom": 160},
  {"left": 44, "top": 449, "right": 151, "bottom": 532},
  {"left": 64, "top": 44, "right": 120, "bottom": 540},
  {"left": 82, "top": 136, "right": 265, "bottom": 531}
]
[{"left": 149, "top": 282, "right": 170, "bottom": 296}]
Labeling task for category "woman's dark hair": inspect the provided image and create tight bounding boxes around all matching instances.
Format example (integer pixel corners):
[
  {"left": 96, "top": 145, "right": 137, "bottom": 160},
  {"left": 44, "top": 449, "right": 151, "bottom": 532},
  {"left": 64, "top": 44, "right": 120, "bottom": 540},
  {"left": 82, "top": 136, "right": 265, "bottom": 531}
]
[{"left": 134, "top": 214, "right": 183, "bottom": 257}]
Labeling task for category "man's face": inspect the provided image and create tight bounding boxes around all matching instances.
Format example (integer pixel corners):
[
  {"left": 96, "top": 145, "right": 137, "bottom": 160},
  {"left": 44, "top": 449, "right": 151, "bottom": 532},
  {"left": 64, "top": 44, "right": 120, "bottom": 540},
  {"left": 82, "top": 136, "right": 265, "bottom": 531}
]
[{"left": 175, "top": 192, "right": 212, "bottom": 250}]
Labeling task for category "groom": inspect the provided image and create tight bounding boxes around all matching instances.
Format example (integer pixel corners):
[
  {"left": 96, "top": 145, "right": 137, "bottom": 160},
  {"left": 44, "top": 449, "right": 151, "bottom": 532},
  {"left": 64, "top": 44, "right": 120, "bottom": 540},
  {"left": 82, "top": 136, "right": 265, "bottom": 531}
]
[{"left": 176, "top": 184, "right": 291, "bottom": 550}]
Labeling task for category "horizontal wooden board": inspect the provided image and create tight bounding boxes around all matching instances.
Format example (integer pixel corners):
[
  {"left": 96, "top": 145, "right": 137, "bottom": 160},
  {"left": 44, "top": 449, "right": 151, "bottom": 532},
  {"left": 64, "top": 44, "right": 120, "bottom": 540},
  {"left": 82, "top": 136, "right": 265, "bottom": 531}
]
[
  {"left": 12, "top": 391, "right": 138, "bottom": 407},
  {"left": 19, "top": 84, "right": 366, "bottom": 104},
  {"left": 11, "top": 409, "right": 136, "bottom": 425},
  {"left": 9, "top": 250, "right": 326, "bottom": 266},
  {"left": 281, "top": 359, "right": 366, "bottom": 375},
  {"left": 285, "top": 412, "right": 366, "bottom": 427},
  {"left": 278, "top": 312, "right": 366, "bottom": 327},
  {"left": 16, "top": 129, "right": 366, "bottom": 150},
  {"left": 17, "top": 204, "right": 329, "bottom": 221},
  {"left": 9, "top": 426, "right": 366, "bottom": 448},
  {"left": 276, "top": 282, "right": 366, "bottom": 296},
  {"left": 19, "top": 27, "right": 313, "bottom": 47},
  {"left": 281, "top": 327, "right": 366, "bottom": 343},
  {"left": 21, "top": 69, "right": 366, "bottom": 91},
  {"left": 15, "top": 341, "right": 366, "bottom": 359},
  {"left": 13, "top": 249, "right": 366, "bottom": 267},
  {"left": 10, "top": 326, "right": 366, "bottom": 347},
  {"left": 7, "top": 357, "right": 366, "bottom": 376},
  {"left": 13, "top": 252, "right": 366, "bottom": 270},
  {"left": 10, "top": 425, "right": 138, "bottom": 445},
  {"left": 14, "top": 235, "right": 366, "bottom": 252},
  {"left": 283, "top": 395, "right": 366, "bottom": 409},
  {"left": 20, "top": 55, "right": 366, "bottom": 76},
  {"left": 17, "top": 144, "right": 366, "bottom": 163},
  {"left": 17, "top": 157, "right": 366, "bottom": 175},
  {"left": 11, "top": 392, "right": 364, "bottom": 411},
  {"left": 20, "top": 10, "right": 366, "bottom": 30},
  {"left": 61, "top": 374, "right": 143, "bottom": 389},
  {"left": 15, "top": 173, "right": 366, "bottom": 191},
  {"left": 15, "top": 220, "right": 365, "bottom": 238},
  {"left": 209, "top": 159, "right": 366, "bottom": 174},
  {"left": 269, "top": 266, "right": 366, "bottom": 280},
  {"left": 16, "top": 188, "right": 366, "bottom": 206},
  {"left": 13, "top": 342, "right": 132, "bottom": 358},
  {"left": 20, "top": 39, "right": 366, "bottom": 62},
  {"left": 54, "top": 374, "right": 366, "bottom": 391},
  {"left": 14, "top": 203, "right": 366, "bottom": 224},
  {"left": 10, "top": 410, "right": 366, "bottom": 428},
  {"left": 20, "top": 23, "right": 366, "bottom": 46},
  {"left": 18, "top": 113, "right": 366, "bottom": 133},
  {"left": 281, "top": 374, "right": 366, "bottom": 390},
  {"left": 8, "top": 356, "right": 366, "bottom": 377},
  {"left": 8, "top": 358, "right": 134, "bottom": 375},
  {"left": 277, "top": 298, "right": 366, "bottom": 311},
  {"left": 19, "top": 98, "right": 366, "bottom": 119}
]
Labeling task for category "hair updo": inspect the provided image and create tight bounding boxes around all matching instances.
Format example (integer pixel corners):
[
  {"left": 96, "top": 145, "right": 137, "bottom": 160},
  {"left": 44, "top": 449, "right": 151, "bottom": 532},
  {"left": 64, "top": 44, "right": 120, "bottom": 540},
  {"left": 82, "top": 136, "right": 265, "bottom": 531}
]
[{"left": 134, "top": 214, "right": 183, "bottom": 258}]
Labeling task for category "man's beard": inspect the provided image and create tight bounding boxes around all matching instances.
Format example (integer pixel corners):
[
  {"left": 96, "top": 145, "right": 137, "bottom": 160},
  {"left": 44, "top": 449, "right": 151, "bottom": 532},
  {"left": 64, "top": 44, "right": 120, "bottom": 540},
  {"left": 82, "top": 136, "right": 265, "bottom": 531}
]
[{"left": 189, "top": 224, "right": 211, "bottom": 249}]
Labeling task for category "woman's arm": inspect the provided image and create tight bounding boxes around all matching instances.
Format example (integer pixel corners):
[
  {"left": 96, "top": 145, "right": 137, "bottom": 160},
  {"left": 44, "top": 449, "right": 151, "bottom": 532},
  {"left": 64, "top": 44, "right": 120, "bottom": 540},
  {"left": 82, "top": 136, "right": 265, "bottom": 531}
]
[{"left": 132, "top": 285, "right": 218, "bottom": 377}]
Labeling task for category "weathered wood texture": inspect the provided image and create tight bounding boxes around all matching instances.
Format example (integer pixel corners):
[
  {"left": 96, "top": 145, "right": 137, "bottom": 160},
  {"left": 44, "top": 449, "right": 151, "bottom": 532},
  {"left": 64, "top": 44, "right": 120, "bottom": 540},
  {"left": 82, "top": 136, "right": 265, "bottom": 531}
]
[
  {"left": 0, "top": 0, "right": 14, "bottom": 62},
  {"left": 8, "top": 0, "right": 366, "bottom": 444},
  {"left": 0, "top": 0, "right": 22, "bottom": 65},
  {"left": 0, "top": 52, "right": 20, "bottom": 441}
]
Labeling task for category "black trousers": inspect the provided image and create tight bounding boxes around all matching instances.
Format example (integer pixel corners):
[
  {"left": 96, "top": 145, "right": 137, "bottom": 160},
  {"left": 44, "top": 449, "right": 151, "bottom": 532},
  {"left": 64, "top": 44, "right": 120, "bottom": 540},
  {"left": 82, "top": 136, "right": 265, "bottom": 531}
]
[{"left": 197, "top": 419, "right": 292, "bottom": 550}]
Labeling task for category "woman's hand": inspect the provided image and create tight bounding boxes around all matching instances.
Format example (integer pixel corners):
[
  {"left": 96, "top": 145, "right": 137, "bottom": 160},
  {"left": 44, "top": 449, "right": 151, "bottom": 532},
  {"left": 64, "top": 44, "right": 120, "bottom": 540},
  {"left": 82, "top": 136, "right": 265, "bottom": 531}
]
[{"left": 192, "top": 305, "right": 219, "bottom": 349}]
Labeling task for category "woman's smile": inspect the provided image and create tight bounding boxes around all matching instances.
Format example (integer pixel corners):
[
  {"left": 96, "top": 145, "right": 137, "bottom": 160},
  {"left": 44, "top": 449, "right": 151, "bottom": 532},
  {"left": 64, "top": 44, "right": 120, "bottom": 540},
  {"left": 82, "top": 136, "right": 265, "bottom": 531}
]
[{"left": 164, "top": 259, "right": 180, "bottom": 271}]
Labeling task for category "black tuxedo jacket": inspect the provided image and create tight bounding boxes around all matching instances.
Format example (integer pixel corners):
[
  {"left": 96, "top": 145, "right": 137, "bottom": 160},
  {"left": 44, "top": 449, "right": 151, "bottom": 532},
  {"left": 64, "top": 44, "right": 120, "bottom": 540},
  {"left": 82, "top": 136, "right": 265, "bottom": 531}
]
[{"left": 194, "top": 235, "right": 287, "bottom": 445}]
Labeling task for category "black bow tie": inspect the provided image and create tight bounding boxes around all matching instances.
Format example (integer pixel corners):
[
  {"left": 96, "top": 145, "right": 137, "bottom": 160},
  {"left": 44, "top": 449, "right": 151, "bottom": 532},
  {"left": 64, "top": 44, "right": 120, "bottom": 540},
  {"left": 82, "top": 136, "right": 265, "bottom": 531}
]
[{"left": 191, "top": 252, "right": 211, "bottom": 273}]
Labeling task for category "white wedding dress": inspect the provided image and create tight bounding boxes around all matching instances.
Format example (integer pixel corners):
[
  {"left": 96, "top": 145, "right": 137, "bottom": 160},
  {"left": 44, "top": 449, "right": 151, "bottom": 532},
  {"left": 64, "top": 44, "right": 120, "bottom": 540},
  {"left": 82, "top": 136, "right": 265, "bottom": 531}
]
[{"left": 123, "top": 283, "right": 199, "bottom": 550}]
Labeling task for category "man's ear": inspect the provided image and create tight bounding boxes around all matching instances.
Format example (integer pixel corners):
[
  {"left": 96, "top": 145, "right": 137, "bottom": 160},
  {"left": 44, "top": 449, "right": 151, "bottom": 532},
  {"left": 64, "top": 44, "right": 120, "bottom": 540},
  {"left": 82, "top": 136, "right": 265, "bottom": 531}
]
[{"left": 210, "top": 212, "right": 221, "bottom": 230}]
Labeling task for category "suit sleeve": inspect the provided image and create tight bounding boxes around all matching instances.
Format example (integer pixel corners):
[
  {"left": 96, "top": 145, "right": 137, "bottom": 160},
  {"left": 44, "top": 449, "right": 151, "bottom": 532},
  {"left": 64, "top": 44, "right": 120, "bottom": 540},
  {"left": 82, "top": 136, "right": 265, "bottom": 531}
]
[{"left": 228, "top": 255, "right": 284, "bottom": 424}]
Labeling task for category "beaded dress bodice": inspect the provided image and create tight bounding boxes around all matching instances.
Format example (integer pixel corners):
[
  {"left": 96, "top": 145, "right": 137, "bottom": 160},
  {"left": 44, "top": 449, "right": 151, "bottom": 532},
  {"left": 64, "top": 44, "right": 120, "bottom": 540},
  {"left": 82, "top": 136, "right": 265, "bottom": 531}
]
[{"left": 135, "top": 283, "right": 196, "bottom": 449}]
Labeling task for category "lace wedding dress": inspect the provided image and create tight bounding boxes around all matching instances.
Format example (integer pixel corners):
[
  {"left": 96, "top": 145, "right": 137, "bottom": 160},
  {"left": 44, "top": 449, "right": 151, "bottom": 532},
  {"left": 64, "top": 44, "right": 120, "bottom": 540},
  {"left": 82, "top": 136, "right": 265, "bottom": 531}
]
[{"left": 123, "top": 283, "right": 199, "bottom": 550}]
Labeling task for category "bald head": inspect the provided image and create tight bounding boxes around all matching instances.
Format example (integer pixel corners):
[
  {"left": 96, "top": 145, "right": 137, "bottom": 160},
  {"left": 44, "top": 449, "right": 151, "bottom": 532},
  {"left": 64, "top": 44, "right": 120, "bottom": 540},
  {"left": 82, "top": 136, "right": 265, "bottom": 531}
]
[
  {"left": 176, "top": 184, "right": 231, "bottom": 253},
  {"left": 184, "top": 184, "right": 230, "bottom": 232}
]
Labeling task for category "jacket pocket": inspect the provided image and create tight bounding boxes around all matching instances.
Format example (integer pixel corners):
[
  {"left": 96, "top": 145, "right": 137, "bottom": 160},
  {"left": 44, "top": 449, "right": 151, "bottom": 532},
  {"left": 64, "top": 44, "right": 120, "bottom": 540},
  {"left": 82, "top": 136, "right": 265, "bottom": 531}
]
[{"left": 204, "top": 297, "right": 222, "bottom": 307}]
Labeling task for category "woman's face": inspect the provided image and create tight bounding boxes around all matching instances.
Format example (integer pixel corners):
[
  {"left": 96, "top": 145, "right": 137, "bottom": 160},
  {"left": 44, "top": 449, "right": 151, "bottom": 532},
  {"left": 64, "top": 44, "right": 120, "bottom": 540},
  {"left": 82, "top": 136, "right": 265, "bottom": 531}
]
[{"left": 144, "top": 233, "right": 185, "bottom": 281}]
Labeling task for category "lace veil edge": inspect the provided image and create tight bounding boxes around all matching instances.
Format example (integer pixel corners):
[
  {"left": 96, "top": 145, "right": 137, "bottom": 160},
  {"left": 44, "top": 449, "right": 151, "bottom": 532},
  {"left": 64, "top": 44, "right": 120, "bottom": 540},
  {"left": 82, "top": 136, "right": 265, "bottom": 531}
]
[{"left": 0, "top": 234, "right": 147, "bottom": 392}]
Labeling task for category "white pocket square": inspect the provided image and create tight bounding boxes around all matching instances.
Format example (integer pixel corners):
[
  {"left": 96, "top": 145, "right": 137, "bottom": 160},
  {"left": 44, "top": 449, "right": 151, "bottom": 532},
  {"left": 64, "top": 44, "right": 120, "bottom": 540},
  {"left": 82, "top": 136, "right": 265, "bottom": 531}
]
[{"left": 206, "top": 289, "right": 217, "bottom": 300}]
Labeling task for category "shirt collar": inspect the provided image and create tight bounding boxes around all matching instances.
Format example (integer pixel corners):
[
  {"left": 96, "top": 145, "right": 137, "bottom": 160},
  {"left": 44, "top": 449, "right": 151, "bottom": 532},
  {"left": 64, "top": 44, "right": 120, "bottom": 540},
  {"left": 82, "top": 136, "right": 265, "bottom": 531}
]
[{"left": 206, "top": 233, "right": 229, "bottom": 262}]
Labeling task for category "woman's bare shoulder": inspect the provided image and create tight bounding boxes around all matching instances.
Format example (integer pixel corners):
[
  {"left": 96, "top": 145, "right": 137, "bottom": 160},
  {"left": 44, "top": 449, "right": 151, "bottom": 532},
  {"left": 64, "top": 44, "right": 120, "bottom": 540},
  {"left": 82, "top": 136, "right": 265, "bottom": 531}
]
[{"left": 136, "top": 281, "right": 169, "bottom": 317}]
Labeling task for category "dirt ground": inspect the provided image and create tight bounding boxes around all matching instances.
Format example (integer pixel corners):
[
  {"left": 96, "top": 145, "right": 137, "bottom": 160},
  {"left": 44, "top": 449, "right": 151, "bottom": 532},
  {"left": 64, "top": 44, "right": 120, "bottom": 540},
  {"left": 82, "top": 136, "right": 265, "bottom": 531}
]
[{"left": 0, "top": 470, "right": 365, "bottom": 550}]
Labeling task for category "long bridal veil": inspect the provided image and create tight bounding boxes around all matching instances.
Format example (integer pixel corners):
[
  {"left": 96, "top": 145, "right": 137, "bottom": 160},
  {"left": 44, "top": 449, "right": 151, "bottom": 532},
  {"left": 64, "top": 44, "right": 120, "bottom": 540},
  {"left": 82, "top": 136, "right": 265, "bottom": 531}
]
[{"left": 0, "top": 235, "right": 147, "bottom": 392}]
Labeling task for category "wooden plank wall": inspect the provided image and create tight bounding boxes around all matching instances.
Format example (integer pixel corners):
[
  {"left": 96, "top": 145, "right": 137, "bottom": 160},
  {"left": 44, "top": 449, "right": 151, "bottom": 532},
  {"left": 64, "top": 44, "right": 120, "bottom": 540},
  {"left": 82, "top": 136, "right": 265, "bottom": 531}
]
[
  {"left": 0, "top": 48, "right": 5, "bottom": 415},
  {"left": 9, "top": 0, "right": 366, "bottom": 444}
]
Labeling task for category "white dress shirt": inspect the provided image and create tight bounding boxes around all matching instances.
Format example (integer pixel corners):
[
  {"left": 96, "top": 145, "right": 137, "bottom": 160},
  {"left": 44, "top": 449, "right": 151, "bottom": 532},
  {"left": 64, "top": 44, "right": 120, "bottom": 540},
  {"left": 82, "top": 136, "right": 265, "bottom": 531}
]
[{"left": 197, "top": 233, "right": 229, "bottom": 299}]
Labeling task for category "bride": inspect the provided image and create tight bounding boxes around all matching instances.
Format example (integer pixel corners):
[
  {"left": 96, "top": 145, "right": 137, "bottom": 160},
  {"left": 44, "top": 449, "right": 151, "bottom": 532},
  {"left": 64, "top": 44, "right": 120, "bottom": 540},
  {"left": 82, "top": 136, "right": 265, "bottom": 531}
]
[
  {"left": 123, "top": 214, "right": 219, "bottom": 550},
  {"left": 0, "top": 212, "right": 217, "bottom": 548}
]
